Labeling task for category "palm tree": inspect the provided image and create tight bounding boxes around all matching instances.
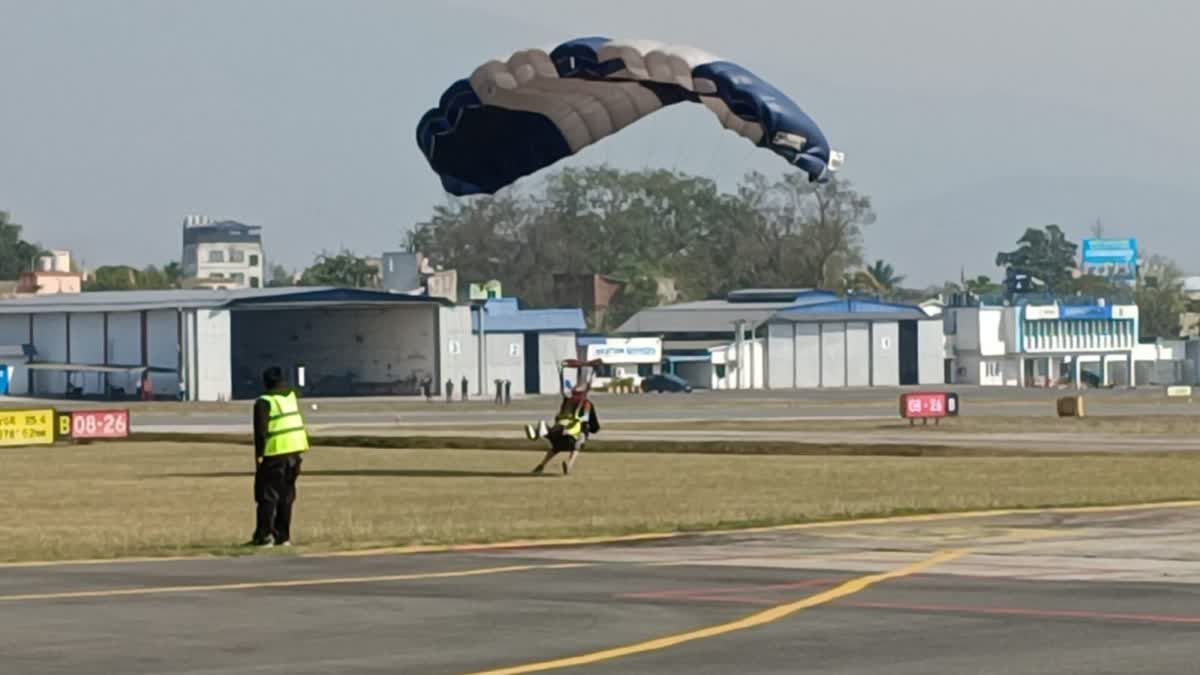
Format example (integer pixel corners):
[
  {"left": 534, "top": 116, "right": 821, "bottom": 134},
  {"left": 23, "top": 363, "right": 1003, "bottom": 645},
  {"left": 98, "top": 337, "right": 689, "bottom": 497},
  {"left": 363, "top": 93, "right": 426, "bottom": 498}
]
[
  {"left": 860, "top": 259, "right": 905, "bottom": 297},
  {"left": 964, "top": 275, "right": 999, "bottom": 296}
]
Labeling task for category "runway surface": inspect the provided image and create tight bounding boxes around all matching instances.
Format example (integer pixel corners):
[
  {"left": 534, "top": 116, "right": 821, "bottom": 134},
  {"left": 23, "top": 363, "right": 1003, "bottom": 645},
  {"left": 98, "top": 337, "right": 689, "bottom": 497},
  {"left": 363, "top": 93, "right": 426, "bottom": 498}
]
[
  {"left": 5, "top": 503, "right": 1200, "bottom": 674},
  {"left": 14, "top": 385, "right": 1200, "bottom": 428}
]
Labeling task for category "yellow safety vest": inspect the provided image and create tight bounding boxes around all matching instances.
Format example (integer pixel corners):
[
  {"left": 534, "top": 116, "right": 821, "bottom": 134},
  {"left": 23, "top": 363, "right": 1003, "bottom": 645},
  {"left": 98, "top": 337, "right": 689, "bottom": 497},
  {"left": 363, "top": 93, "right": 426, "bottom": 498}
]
[
  {"left": 259, "top": 391, "right": 309, "bottom": 456},
  {"left": 555, "top": 402, "right": 587, "bottom": 439}
]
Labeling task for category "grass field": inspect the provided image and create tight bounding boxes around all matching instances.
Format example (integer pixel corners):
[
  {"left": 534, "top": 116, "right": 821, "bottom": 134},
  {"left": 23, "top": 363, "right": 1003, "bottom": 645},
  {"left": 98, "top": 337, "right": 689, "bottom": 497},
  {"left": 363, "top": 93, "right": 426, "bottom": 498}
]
[
  {"left": 4, "top": 441, "right": 1200, "bottom": 563},
  {"left": 606, "top": 414, "right": 1200, "bottom": 436}
]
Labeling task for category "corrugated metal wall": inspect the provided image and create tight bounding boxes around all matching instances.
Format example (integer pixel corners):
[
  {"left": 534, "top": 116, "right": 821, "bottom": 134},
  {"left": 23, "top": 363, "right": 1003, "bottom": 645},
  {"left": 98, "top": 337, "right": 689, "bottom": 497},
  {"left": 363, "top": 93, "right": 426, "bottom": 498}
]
[
  {"left": 918, "top": 319, "right": 946, "bottom": 385},
  {"left": 765, "top": 319, "right": 909, "bottom": 388},
  {"left": 538, "top": 332, "right": 577, "bottom": 394},
  {"left": 765, "top": 323, "right": 794, "bottom": 389},
  {"left": 871, "top": 321, "right": 900, "bottom": 386},
  {"left": 820, "top": 323, "right": 846, "bottom": 387},
  {"left": 438, "top": 306, "right": 479, "bottom": 396},
  {"left": 794, "top": 324, "right": 820, "bottom": 388},
  {"left": 194, "top": 309, "right": 231, "bottom": 401},
  {"left": 485, "top": 334, "right": 524, "bottom": 395},
  {"left": 845, "top": 322, "right": 870, "bottom": 386}
]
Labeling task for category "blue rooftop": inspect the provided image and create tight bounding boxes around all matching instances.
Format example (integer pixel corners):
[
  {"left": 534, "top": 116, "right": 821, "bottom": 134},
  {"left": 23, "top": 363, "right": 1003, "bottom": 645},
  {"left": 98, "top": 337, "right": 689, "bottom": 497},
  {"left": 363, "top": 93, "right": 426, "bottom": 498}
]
[
  {"left": 773, "top": 297, "right": 928, "bottom": 321},
  {"left": 472, "top": 298, "right": 586, "bottom": 333}
]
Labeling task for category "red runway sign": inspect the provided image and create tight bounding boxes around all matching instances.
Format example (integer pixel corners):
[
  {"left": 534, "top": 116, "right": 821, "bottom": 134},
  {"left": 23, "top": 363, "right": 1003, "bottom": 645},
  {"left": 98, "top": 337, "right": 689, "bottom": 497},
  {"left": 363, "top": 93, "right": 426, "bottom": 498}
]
[
  {"left": 67, "top": 410, "right": 130, "bottom": 439},
  {"left": 900, "top": 392, "right": 959, "bottom": 420}
]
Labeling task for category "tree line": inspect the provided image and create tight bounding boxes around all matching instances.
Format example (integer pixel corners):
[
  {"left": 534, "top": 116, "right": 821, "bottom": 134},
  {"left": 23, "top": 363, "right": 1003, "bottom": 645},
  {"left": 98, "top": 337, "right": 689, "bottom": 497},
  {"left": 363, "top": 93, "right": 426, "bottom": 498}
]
[
  {"left": 408, "top": 166, "right": 877, "bottom": 329},
  {"left": 2, "top": 170, "right": 1193, "bottom": 338}
]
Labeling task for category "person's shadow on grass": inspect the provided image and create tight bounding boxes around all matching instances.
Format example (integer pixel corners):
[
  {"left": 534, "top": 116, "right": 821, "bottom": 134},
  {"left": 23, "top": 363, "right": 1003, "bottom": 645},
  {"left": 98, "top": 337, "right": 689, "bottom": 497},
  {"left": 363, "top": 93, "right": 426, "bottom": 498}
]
[{"left": 159, "top": 469, "right": 553, "bottom": 479}]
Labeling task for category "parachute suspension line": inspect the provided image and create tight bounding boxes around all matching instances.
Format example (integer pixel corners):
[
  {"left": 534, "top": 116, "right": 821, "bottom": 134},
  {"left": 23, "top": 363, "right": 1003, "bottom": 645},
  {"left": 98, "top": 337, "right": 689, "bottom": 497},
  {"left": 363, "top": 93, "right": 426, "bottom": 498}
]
[
  {"left": 697, "top": 128, "right": 729, "bottom": 181},
  {"left": 669, "top": 111, "right": 693, "bottom": 176},
  {"left": 734, "top": 142, "right": 757, "bottom": 188},
  {"left": 642, "top": 107, "right": 660, "bottom": 171}
]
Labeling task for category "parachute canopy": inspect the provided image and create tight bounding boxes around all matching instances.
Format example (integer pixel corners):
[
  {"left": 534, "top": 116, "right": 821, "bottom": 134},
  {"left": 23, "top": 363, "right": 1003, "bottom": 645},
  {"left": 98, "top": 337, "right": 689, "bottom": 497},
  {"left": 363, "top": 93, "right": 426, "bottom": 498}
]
[{"left": 417, "top": 37, "right": 843, "bottom": 196}]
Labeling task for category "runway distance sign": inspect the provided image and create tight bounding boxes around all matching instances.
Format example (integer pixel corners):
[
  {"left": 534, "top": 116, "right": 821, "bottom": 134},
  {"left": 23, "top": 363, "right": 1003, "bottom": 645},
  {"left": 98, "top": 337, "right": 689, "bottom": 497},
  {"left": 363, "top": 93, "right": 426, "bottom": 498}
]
[
  {"left": 0, "top": 408, "right": 56, "bottom": 447},
  {"left": 62, "top": 410, "right": 130, "bottom": 439}
]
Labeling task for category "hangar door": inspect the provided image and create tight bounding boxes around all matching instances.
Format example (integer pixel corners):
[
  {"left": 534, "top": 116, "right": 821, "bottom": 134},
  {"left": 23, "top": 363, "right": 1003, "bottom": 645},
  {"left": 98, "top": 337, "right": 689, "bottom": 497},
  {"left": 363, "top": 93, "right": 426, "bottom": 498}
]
[
  {"left": 230, "top": 305, "right": 438, "bottom": 399},
  {"left": 899, "top": 320, "right": 919, "bottom": 385}
]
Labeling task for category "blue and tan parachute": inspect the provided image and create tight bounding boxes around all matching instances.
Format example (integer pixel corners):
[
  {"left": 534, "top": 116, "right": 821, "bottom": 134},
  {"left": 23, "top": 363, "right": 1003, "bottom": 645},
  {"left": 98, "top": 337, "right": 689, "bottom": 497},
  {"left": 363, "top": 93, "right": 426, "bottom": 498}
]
[{"left": 416, "top": 37, "right": 843, "bottom": 196}]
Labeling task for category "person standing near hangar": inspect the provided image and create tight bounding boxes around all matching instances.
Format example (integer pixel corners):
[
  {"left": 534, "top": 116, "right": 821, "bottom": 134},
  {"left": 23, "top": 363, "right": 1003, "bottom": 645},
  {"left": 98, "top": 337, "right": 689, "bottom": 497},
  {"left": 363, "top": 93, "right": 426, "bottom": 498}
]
[{"left": 249, "top": 367, "right": 308, "bottom": 547}]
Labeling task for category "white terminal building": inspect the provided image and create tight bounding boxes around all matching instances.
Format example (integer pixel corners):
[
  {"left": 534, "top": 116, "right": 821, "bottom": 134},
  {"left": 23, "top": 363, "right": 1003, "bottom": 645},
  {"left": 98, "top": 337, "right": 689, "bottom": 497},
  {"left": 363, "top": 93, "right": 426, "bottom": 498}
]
[{"left": 944, "top": 295, "right": 1146, "bottom": 387}]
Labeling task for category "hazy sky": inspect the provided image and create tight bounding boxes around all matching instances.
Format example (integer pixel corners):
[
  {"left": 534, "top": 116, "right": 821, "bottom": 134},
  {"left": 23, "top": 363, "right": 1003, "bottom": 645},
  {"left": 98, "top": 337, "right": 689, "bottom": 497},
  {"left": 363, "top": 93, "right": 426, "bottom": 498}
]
[{"left": 3, "top": 0, "right": 1198, "bottom": 285}]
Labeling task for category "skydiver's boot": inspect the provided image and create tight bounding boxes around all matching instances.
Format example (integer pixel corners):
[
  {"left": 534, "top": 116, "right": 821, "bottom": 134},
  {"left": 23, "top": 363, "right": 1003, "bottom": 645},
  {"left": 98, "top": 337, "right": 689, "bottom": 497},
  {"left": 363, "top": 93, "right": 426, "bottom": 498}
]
[
  {"left": 532, "top": 449, "right": 554, "bottom": 475},
  {"left": 524, "top": 420, "right": 550, "bottom": 441}
]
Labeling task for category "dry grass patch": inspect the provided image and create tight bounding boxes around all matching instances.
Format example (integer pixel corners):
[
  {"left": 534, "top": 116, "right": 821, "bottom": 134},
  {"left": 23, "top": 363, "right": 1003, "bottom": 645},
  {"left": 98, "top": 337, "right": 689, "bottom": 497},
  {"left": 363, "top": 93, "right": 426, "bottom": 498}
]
[
  {"left": 3, "top": 441, "right": 1200, "bottom": 563},
  {"left": 609, "top": 414, "right": 1200, "bottom": 436}
]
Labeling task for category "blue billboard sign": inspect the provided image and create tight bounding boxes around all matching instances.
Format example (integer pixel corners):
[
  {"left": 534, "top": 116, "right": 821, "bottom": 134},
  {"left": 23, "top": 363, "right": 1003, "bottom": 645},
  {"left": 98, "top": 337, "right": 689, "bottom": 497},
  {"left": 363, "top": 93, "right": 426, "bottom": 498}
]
[
  {"left": 0, "top": 365, "right": 9, "bottom": 395},
  {"left": 1081, "top": 238, "right": 1138, "bottom": 281},
  {"left": 1058, "top": 304, "right": 1112, "bottom": 320}
]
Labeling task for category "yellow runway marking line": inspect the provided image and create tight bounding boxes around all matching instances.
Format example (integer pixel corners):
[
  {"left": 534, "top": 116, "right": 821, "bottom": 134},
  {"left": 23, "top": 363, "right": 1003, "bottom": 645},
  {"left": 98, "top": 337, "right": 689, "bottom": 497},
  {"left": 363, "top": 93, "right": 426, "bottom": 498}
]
[
  {"left": 315, "top": 532, "right": 677, "bottom": 559},
  {"left": 465, "top": 549, "right": 969, "bottom": 675},
  {"left": 813, "top": 525, "right": 1068, "bottom": 545},
  {"left": 727, "top": 499, "right": 1200, "bottom": 536},
  {"left": 4, "top": 499, "right": 1198, "bottom": 569},
  {"left": 0, "top": 562, "right": 590, "bottom": 603}
]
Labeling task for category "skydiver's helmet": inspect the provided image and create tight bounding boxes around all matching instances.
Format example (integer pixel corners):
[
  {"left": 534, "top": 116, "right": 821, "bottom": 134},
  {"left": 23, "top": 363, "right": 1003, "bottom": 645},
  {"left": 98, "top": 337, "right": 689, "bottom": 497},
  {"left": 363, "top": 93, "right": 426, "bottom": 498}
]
[{"left": 563, "top": 384, "right": 588, "bottom": 409}]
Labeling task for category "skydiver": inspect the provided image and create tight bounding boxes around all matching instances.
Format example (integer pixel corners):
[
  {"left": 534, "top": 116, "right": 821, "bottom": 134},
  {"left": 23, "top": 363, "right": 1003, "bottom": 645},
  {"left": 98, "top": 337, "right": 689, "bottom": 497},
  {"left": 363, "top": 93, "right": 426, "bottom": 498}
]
[{"left": 525, "top": 395, "right": 600, "bottom": 476}]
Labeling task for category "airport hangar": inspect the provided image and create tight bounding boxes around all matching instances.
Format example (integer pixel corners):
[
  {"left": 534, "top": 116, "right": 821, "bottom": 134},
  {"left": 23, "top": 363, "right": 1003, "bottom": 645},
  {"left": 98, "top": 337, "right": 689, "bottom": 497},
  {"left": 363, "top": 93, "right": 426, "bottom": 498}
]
[
  {"left": 616, "top": 288, "right": 946, "bottom": 389},
  {"left": 0, "top": 288, "right": 584, "bottom": 401}
]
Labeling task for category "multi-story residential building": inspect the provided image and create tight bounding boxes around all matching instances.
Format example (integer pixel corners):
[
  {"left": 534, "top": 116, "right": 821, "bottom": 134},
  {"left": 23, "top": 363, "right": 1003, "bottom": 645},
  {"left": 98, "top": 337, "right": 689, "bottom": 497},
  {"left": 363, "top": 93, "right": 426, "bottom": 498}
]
[{"left": 181, "top": 215, "right": 265, "bottom": 289}]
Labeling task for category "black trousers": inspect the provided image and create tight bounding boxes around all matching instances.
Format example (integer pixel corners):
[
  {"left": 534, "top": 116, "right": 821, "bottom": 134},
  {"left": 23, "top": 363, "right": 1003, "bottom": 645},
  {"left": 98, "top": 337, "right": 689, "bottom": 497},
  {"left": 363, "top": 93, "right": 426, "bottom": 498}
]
[{"left": 254, "top": 453, "right": 303, "bottom": 543}]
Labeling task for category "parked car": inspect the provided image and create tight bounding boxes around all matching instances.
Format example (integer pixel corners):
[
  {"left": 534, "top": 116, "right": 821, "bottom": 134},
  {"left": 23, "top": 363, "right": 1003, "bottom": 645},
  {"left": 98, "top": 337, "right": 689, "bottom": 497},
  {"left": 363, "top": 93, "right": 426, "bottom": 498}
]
[{"left": 641, "top": 373, "right": 693, "bottom": 393}]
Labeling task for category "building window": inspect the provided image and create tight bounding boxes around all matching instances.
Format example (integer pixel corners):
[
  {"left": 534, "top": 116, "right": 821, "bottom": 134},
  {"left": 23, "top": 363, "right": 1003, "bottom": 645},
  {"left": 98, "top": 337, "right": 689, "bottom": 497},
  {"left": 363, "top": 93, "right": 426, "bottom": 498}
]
[
  {"left": 250, "top": 276, "right": 260, "bottom": 288},
  {"left": 985, "top": 361, "right": 1001, "bottom": 378},
  {"left": 208, "top": 250, "right": 225, "bottom": 263},
  {"left": 249, "top": 254, "right": 259, "bottom": 267},
  {"left": 229, "top": 250, "right": 245, "bottom": 263},
  {"left": 231, "top": 273, "right": 245, "bottom": 284}
]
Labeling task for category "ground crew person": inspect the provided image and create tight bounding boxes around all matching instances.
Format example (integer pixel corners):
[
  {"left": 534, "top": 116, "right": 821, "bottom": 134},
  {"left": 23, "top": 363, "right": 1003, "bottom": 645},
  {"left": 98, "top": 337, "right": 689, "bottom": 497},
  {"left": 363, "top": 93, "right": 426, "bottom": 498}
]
[{"left": 249, "top": 366, "right": 308, "bottom": 547}]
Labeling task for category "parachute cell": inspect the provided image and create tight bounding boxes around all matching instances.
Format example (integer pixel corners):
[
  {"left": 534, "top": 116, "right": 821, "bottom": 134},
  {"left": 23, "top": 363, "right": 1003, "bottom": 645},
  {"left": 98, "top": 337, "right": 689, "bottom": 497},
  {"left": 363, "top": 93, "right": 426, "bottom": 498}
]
[{"left": 417, "top": 36, "right": 843, "bottom": 196}]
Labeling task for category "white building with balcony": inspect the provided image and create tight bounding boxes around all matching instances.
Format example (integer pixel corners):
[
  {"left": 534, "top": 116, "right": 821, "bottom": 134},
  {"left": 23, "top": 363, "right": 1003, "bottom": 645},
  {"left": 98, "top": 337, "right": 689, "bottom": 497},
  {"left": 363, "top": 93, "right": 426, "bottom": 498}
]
[
  {"left": 181, "top": 216, "right": 265, "bottom": 290},
  {"left": 945, "top": 297, "right": 1140, "bottom": 387}
]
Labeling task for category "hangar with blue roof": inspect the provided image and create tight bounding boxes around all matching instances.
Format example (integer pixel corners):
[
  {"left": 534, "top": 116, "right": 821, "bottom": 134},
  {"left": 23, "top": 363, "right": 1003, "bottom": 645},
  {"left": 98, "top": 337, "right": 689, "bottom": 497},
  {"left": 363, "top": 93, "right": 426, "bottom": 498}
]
[{"left": 616, "top": 289, "right": 944, "bottom": 389}]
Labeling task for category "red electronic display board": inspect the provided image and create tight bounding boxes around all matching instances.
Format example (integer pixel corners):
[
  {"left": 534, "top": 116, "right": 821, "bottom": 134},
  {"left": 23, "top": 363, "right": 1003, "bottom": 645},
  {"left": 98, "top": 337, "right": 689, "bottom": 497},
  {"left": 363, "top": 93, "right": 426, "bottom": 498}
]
[
  {"left": 900, "top": 392, "right": 959, "bottom": 419},
  {"left": 67, "top": 410, "right": 130, "bottom": 438}
]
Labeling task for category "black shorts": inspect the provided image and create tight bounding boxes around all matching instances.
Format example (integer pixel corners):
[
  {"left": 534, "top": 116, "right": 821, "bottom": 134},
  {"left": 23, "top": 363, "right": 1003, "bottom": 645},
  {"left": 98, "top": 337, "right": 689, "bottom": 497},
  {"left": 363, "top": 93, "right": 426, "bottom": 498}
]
[{"left": 547, "top": 429, "right": 582, "bottom": 452}]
